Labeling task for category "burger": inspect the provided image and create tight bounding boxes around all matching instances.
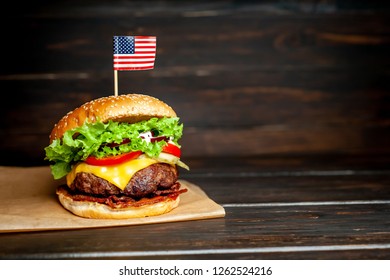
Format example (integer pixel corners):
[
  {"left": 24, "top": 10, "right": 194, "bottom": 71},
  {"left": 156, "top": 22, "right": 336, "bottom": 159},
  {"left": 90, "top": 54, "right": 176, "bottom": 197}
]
[{"left": 44, "top": 93, "right": 189, "bottom": 219}]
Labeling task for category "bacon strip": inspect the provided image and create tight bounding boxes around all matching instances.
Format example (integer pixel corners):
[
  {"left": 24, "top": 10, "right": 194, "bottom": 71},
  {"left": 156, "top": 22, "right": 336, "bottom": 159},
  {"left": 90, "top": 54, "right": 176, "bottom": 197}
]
[{"left": 57, "top": 183, "right": 187, "bottom": 209}]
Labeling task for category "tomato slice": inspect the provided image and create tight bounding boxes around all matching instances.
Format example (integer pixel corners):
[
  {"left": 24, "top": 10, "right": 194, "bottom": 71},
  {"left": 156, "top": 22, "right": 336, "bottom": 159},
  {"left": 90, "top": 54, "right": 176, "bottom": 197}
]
[
  {"left": 162, "top": 143, "right": 181, "bottom": 158},
  {"left": 85, "top": 151, "right": 142, "bottom": 166}
]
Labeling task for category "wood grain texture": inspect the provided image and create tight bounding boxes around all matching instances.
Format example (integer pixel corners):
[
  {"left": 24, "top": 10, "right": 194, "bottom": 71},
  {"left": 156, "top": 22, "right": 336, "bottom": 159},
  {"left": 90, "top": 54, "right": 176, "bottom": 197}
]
[
  {"left": 1, "top": 199, "right": 389, "bottom": 259},
  {"left": 0, "top": 1, "right": 389, "bottom": 165},
  {"left": 1, "top": 1, "right": 389, "bottom": 261},
  {"left": 0, "top": 156, "right": 389, "bottom": 259}
]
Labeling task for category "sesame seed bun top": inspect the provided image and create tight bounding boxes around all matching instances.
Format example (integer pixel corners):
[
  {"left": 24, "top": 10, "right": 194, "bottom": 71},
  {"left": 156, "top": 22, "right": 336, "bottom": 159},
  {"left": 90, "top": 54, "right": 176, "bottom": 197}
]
[{"left": 49, "top": 93, "right": 177, "bottom": 143}]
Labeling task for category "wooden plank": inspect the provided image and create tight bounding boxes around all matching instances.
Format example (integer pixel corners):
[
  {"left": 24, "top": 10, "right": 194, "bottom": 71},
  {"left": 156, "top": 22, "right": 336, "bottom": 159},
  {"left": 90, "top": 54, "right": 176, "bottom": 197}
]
[
  {"left": 0, "top": 1, "right": 389, "bottom": 163},
  {"left": 0, "top": 203, "right": 389, "bottom": 259},
  {"left": 1, "top": 4, "right": 389, "bottom": 73},
  {"left": 184, "top": 155, "right": 390, "bottom": 175},
  {"left": 1, "top": 74, "right": 389, "bottom": 161},
  {"left": 2, "top": 71, "right": 389, "bottom": 131},
  {"left": 1, "top": 0, "right": 390, "bottom": 263},
  {"left": 182, "top": 157, "right": 390, "bottom": 204},
  {"left": 2, "top": 123, "right": 389, "bottom": 165},
  {"left": 187, "top": 175, "right": 390, "bottom": 205}
]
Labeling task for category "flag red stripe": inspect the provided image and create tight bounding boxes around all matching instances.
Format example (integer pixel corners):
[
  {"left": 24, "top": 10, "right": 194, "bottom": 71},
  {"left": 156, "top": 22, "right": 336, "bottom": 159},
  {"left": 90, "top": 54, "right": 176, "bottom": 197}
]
[
  {"left": 114, "top": 61, "right": 154, "bottom": 64},
  {"left": 134, "top": 36, "right": 156, "bottom": 39},
  {"left": 135, "top": 46, "right": 155, "bottom": 48},
  {"left": 113, "top": 52, "right": 155, "bottom": 56},
  {"left": 114, "top": 55, "right": 155, "bottom": 59},
  {"left": 114, "top": 66, "right": 154, "bottom": 70}
]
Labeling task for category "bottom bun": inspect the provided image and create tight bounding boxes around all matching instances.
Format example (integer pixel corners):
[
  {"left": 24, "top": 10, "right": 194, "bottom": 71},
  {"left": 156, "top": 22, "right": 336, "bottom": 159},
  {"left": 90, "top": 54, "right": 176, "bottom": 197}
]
[{"left": 56, "top": 186, "right": 180, "bottom": 219}]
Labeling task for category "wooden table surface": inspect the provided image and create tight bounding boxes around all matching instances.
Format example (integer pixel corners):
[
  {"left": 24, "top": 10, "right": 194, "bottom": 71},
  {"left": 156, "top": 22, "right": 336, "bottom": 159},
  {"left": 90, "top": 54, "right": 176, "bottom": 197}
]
[
  {"left": 1, "top": 155, "right": 389, "bottom": 260},
  {"left": 0, "top": 0, "right": 389, "bottom": 261}
]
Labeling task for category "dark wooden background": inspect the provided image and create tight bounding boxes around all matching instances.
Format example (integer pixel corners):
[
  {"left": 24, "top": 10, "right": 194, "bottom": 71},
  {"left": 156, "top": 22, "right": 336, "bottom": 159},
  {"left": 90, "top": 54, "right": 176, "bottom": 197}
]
[
  {"left": 0, "top": 0, "right": 389, "bottom": 166},
  {"left": 1, "top": 0, "right": 390, "bottom": 260}
]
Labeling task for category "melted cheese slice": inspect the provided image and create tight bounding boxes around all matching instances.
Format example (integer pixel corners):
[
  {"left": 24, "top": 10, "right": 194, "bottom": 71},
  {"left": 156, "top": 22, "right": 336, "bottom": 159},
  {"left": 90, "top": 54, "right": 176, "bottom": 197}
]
[{"left": 66, "top": 158, "right": 158, "bottom": 190}]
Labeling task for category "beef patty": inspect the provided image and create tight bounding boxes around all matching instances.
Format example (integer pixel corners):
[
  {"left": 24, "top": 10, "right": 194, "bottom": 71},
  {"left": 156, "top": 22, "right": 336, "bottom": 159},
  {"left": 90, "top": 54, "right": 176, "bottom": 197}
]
[{"left": 69, "top": 163, "right": 178, "bottom": 198}]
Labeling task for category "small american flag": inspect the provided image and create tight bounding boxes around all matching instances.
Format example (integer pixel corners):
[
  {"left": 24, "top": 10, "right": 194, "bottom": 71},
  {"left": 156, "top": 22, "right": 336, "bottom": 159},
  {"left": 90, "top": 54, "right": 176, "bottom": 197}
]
[{"left": 113, "top": 36, "right": 156, "bottom": 71}]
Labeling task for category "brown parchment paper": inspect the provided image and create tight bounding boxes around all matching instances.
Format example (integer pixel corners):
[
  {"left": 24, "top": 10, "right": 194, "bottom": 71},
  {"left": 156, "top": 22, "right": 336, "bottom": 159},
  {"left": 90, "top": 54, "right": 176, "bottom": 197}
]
[{"left": 0, "top": 166, "right": 225, "bottom": 233}]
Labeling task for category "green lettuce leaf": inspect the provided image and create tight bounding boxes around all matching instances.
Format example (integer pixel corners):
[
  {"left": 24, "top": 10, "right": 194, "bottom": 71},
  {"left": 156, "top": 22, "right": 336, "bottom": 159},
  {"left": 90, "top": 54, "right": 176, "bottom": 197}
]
[{"left": 44, "top": 117, "right": 183, "bottom": 179}]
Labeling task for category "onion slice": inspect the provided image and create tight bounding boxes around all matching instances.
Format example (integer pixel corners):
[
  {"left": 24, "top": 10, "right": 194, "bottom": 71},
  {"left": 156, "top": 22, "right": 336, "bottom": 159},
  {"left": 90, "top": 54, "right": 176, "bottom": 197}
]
[{"left": 140, "top": 152, "right": 189, "bottom": 170}]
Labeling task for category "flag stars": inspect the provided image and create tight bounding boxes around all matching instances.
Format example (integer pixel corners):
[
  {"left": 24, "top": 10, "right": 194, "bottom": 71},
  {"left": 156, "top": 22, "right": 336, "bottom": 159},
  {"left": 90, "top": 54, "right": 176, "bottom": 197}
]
[{"left": 113, "top": 36, "right": 135, "bottom": 54}]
